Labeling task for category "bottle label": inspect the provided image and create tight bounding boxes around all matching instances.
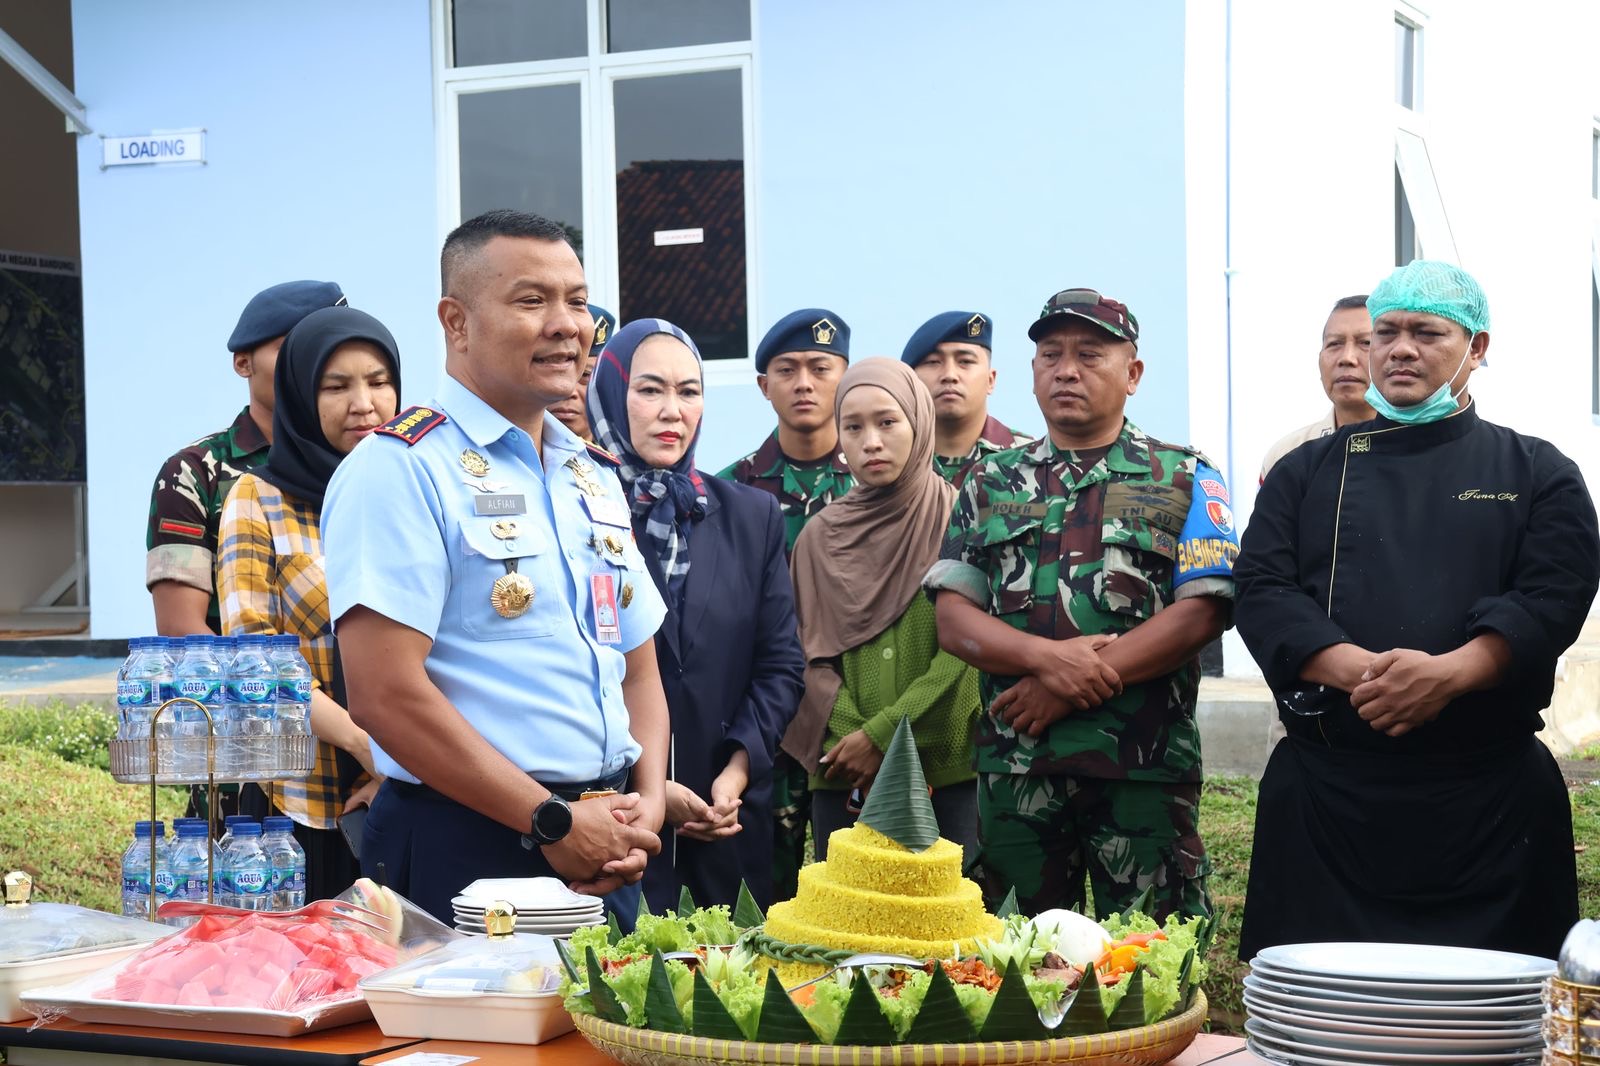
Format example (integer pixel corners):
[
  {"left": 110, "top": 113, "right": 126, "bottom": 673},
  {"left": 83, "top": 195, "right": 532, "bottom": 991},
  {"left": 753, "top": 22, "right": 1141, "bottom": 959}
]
[
  {"left": 288, "top": 870, "right": 306, "bottom": 893},
  {"left": 230, "top": 679, "right": 274, "bottom": 702},
  {"left": 278, "top": 679, "right": 313, "bottom": 703},
  {"left": 179, "top": 876, "right": 209, "bottom": 899},
  {"left": 234, "top": 868, "right": 269, "bottom": 896},
  {"left": 117, "top": 680, "right": 151, "bottom": 704},
  {"left": 177, "top": 678, "right": 218, "bottom": 702},
  {"left": 154, "top": 870, "right": 176, "bottom": 898},
  {"left": 122, "top": 875, "right": 150, "bottom": 896}
]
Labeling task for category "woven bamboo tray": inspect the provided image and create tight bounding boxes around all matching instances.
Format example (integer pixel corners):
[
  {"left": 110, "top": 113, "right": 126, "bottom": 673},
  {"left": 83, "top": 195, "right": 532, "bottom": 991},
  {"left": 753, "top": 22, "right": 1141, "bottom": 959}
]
[{"left": 573, "top": 990, "right": 1206, "bottom": 1066}]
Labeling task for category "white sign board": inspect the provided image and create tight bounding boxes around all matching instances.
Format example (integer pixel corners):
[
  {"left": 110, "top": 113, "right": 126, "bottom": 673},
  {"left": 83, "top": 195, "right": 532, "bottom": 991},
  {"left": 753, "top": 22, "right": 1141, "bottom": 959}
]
[
  {"left": 102, "top": 131, "right": 205, "bottom": 168},
  {"left": 653, "top": 227, "right": 704, "bottom": 247}
]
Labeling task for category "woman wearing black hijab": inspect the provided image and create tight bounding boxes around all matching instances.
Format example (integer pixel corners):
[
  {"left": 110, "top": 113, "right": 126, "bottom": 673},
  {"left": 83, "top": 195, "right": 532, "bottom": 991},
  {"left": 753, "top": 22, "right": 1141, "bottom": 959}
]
[{"left": 215, "top": 306, "right": 401, "bottom": 900}]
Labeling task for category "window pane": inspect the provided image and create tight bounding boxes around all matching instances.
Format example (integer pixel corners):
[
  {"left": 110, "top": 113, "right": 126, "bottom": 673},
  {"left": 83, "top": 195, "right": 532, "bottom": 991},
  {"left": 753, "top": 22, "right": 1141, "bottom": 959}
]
[
  {"left": 458, "top": 85, "right": 585, "bottom": 259},
  {"left": 1394, "top": 19, "right": 1415, "bottom": 109},
  {"left": 607, "top": 0, "right": 750, "bottom": 52},
  {"left": 1394, "top": 165, "right": 1417, "bottom": 267},
  {"left": 453, "top": 0, "right": 587, "bottom": 66},
  {"left": 614, "top": 69, "right": 747, "bottom": 360},
  {"left": 1592, "top": 129, "right": 1598, "bottom": 200},
  {"left": 1395, "top": 129, "right": 1457, "bottom": 262}
]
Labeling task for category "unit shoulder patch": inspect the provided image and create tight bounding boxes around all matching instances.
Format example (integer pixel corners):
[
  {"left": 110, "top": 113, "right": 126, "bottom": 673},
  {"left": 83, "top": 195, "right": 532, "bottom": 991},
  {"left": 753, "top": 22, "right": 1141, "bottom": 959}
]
[
  {"left": 374, "top": 406, "right": 448, "bottom": 445},
  {"left": 584, "top": 441, "right": 622, "bottom": 468}
]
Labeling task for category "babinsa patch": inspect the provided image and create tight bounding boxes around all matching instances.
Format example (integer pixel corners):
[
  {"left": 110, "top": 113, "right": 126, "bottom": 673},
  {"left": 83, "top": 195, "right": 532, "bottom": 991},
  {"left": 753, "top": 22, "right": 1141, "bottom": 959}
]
[{"left": 374, "top": 406, "right": 447, "bottom": 445}]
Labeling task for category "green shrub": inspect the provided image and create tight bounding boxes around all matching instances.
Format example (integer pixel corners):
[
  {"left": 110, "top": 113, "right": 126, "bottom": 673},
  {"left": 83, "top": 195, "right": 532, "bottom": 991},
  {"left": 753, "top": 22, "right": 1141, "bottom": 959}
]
[{"left": 0, "top": 699, "right": 117, "bottom": 770}]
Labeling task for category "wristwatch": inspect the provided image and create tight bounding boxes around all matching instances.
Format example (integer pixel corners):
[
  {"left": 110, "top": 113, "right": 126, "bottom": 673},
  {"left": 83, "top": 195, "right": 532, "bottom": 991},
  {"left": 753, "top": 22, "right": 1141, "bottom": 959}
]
[{"left": 522, "top": 794, "right": 573, "bottom": 848}]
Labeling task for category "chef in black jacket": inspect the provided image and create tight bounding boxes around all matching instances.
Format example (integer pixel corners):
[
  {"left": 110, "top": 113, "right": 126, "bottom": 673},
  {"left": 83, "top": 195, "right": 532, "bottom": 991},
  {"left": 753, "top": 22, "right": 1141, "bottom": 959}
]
[{"left": 1234, "top": 260, "right": 1599, "bottom": 961}]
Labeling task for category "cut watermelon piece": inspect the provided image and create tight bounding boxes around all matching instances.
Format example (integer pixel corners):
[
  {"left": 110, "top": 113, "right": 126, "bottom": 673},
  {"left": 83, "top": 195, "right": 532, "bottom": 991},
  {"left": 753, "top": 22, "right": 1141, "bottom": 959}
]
[{"left": 175, "top": 981, "right": 214, "bottom": 1008}]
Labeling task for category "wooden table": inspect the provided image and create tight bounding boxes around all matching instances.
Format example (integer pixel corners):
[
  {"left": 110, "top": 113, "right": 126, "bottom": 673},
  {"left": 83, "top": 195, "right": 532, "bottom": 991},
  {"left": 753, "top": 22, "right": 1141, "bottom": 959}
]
[{"left": 3, "top": 1019, "right": 1263, "bottom": 1066}]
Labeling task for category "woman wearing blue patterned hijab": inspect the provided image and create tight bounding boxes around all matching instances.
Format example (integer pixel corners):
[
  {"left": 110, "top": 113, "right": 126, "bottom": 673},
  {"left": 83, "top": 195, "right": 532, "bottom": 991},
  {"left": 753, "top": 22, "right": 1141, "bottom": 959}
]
[
  {"left": 585, "top": 317, "right": 709, "bottom": 610},
  {"left": 585, "top": 315, "right": 805, "bottom": 912}
]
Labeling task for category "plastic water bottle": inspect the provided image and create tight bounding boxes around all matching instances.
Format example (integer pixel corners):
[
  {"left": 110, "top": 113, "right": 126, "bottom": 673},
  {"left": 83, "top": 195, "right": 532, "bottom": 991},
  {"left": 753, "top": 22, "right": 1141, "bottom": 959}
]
[
  {"left": 115, "top": 639, "right": 148, "bottom": 776},
  {"left": 121, "top": 821, "right": 168, "bottom": 919},
  {"left": 222, "top": 630, "right": 275, "bottom": 771},
  {"left": 214, "top": 815, "right": 250, "bottom": 905},
  {"left": 147, "top": 639, "right": 181, "bottom": 776},
  {"left": 262, "top": 816, "right": 302, "bottom": 911},
  {"left": 227, "top": 822, "right": 273, "bottom": 911},
  {"left": 271, "top": 635, "right": 313, "bottom": 741},
  {"left": 167, "top": 822, "right": 213, "bottom": 923},
  {"left": 171, "top": 635, "right": 223, "bottom": 777}
]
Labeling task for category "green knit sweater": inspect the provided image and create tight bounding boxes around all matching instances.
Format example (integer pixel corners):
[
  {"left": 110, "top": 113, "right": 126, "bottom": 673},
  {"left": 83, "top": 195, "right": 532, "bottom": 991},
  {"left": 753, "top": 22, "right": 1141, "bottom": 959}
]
[{"left": 811, "top": 595, "right": 980, "bottom": 791}]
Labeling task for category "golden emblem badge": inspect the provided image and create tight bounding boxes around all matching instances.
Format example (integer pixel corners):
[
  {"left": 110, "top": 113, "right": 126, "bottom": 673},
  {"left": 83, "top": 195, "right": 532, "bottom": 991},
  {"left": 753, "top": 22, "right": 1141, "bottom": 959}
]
[
  {"left": 594, "top": 318, "right": 609, "bottom": 345},
  {"left": 602, "top": 532, "right": 628, "bottom": 558},
  {"left": 620, "top": 581, "right": 634, "bottom": 609},
  {"left": 967, "top": 313, "right": 987, "bottom": 337},
  {"left": 565, "top": 456, "right": 604, "bottom": 497},
  {"left": 460, "top": 449, "right": 490, "bottom": 477},
  {"left": 1350, "top": 435, "right": 1372, "bottom": 454},
  {"left": 490, "top": 519, "right": 520, "bottom": 540},
  {"left": 812, "top": 318, "right": 837, "bottom": 345},
  {"left": 490, "top": 572, "right": 535, "bottom": 618}
]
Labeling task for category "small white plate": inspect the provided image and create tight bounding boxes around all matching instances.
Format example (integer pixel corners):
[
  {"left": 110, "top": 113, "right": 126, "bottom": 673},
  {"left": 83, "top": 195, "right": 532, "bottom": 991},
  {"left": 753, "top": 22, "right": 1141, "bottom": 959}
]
[
  {"left": 1250, "top": 957, "right": 1545, "bottom": 994},
  {"left": 1242, "top": 977, "right": 1543, "bottom": 1017},
  {"left": 1252, "top": 942, "right": 1555, "bottom": 983},
  {"left": 1245, "top": 1020, "right": 1541, "bottom": 1064},
  {"left": 1244, "top": 972, "right": 1544, "bottom": 1004},
  {"left": 1245, "top": 995, "right": 1544, "bottom": 1033},
  {"left": 1249, "top": 1013, "right": 1544, "bottom": 1053},
  {"left": 453, "top": 877, "right": 591, "bottom": 910}
]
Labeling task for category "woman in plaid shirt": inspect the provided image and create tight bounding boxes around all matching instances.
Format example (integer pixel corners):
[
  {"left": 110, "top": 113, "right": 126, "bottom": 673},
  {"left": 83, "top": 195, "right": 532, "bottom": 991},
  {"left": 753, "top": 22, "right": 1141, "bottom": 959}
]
[{"left": 216, "top": 306, "right": 402, "bottom": 900}]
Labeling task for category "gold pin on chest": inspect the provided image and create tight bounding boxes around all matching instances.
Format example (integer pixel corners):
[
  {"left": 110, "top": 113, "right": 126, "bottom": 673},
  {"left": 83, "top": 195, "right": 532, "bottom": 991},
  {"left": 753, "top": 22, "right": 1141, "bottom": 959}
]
[
  {"left": 460, "top": 449, "right": 491, "bottom": 477},
  {"left": 490, "top": 519, "right": 520, "bottom": 541},
  {"left": 565, "top": 456, "right": 604, "bottom": 497},
  {"left": 491, "top": 571, "right": 534, "bottom": 618}
]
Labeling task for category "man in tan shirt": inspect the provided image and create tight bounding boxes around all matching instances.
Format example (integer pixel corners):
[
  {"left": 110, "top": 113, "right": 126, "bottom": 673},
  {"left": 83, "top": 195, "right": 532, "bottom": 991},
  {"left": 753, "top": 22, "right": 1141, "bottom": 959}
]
[{"left": 1259, "top": 295, "right": 1376, "bottom": 483}]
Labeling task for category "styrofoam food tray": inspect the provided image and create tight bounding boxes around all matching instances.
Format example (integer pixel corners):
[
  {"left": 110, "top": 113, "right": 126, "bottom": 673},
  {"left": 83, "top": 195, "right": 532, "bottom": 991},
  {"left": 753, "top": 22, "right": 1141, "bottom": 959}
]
[
  {"left": 361, "top": 983, "right": 574, "bottom": 1044},
  {"left": 0, "top": 942, "right": 156, "bottom": 1024},
  {"left": 18, "top": 986, "right": 371, "bottom": 1037}
]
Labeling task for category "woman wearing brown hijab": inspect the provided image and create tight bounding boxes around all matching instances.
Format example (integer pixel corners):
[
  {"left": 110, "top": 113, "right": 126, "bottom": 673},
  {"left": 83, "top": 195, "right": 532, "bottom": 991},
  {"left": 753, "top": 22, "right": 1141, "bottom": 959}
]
[{"left": 783, "top": 358, "right": 981, "bottom": 866}]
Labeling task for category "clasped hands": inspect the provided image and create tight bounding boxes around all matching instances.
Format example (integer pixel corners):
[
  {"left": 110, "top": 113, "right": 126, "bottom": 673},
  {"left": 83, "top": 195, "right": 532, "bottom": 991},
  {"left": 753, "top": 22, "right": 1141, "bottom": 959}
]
[
  {"left": 1315, "top": 645, "right": 1463, "bottom": 737},
  {"left": 990, "top": 633, "right": 1124, "bottom": 737},
  {"left": 546, "top": 788, "right": 665, "bottom": 898},
  {"left": 667, "top": 749, "right": 750, "bottom": 843}
]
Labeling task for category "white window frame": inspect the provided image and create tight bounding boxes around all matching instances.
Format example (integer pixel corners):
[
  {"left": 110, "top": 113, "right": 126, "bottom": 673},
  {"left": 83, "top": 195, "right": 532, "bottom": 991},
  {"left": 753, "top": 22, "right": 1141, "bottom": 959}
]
[
  {"left": 430, "top": 0, "right": 761, "bottom": 379},
  {"left": 1393, "top": 4, "right": 1425, "bottom": 113}
]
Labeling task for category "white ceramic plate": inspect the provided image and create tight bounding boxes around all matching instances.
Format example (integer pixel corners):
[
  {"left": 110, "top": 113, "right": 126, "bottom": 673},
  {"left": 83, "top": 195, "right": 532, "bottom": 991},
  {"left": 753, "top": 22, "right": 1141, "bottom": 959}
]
[
  {"left": 1245, "top": 1020, "right": 1541, "bottom": 1064},
  {"left": 453, "top": 877, "right": 592, "bottom": 910},
  {"left": 1245, "top": 995, "right": 1544, "bottom": 1033},
  {"left": 1244, "top": 971, "right": 1544, "bottom": 1003},
  {"left": 1243, "top": 977, "right": 1543, "bottom": 1017},
  {"left": 452, "top": 908, "right": 603, "bottom": 922},
  {"left": 1249, "top": 1013, "right": 1543, "bottom": 1053},
  {"left": 1252, "top": 942, "right": 1554, "bottom": 982},
  {"left": 1249, "top": 957, "right": 1546, "bottom": 994},
  {"left": 451, "top": 899, "right": 601, "bottom": 913}
]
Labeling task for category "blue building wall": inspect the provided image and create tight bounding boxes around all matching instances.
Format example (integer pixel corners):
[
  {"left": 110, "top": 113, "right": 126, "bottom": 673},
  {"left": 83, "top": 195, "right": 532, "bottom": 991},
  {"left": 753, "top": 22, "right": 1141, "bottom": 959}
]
[
  {"left": 75, "top": 1, "right": 440, "bottom": 638},
  {"left": 74, "top": 0, "right": 1188, "bottom": 637}
]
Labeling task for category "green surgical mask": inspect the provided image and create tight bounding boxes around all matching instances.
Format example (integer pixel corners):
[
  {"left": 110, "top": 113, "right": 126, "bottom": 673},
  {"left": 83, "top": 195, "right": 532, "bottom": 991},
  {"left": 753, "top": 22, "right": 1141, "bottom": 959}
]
[{"left": 1364, "top": 338, "right": 1473, "bottom": 426}]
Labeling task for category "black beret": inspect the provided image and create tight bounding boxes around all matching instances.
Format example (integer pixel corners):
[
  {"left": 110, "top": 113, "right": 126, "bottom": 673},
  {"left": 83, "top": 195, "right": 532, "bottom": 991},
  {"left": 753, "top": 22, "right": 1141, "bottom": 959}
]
[
  {"left": 900, "top": 311, "right": 992, "bottom": 365},
  {"left": 227, "top": 280, "right": 346, "bottom": 353},
  {"left": 754, "top": 308, "right": 850, "bottom": 373}
]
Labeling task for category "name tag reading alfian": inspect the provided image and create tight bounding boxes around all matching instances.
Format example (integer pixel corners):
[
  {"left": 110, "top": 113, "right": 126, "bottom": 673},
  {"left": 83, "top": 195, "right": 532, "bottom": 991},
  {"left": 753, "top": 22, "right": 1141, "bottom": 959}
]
[{"left": 474, "top": 494, "right": 527, "bottom": 516}]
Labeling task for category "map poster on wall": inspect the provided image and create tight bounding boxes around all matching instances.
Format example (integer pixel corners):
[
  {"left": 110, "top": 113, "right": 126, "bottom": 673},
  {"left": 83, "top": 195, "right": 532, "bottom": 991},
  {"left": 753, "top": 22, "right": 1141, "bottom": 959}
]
[{"left": 0, "top": 250, "right": 85, "bottom": 483}]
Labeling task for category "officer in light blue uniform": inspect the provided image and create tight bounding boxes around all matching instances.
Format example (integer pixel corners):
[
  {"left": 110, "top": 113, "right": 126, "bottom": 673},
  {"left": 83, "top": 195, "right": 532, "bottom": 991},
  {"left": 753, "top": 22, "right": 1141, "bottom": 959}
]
[{"left": 322, "top": 209, "right": 669, "bottom": 925}]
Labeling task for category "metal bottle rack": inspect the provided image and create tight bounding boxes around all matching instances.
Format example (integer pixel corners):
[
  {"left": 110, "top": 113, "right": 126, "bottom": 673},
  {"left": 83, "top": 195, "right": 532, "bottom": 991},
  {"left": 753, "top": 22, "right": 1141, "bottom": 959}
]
[{"left": 108, "top": 696, "right": 315, "bottom": 923}]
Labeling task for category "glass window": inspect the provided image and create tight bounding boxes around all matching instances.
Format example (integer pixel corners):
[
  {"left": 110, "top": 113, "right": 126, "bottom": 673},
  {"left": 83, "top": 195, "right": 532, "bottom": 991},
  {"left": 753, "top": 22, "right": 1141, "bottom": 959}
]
[
  {"left": 1592, "top": 126, "right": 1598, "bottom": 200},
  {"left": 1394, "top": 165, "right": 1417, "bottom": 266},
  {"left": 1394, "top": 17, "right": 1417, "bottom": 109},
  {"left": 1395, "top": 129, "right": 1456, "bottom": 263},
  {"left": 613, "top": 69, "right": 746, "bottom": 359},
  {"left": 453, "top": 0, "right": 587, "bottom": 67},
  {"left": 458, "top": 85, "right": 586, "bottom": 258},
  {"left": 606, "top": 0, "right": 750, "bottom": 53}
]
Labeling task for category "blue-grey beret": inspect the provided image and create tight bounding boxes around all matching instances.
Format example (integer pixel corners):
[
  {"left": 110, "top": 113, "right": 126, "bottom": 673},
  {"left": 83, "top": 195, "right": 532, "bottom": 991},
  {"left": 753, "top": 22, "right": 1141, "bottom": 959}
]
[
  {"left": 227, "top": 280, "right": 346, "bottom": 353},
  {"left": 901, "top": 311, "right": 993, "bottom": 365},
  {"left": 588, "top": 304, "right": 616, "bottom": 354},
  {"left": 754, "top": 308, "right": 850, "bottom": 373}
]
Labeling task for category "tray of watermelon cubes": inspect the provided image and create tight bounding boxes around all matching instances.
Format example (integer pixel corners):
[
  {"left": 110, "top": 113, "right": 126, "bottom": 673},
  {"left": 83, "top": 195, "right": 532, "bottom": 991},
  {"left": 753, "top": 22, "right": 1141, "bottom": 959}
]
[{"left": 20, "top": 881, "right": 459, "bottom": 1038}]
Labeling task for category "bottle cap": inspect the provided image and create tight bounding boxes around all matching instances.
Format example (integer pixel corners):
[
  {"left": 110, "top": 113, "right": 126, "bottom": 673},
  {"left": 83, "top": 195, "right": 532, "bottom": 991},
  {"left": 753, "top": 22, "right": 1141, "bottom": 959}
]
[
  {"left": 234, "top": 822, "right": 262, "bottom": 836},
  {"left": 263, "top": 816, "right": 294, "bottom": 832}
]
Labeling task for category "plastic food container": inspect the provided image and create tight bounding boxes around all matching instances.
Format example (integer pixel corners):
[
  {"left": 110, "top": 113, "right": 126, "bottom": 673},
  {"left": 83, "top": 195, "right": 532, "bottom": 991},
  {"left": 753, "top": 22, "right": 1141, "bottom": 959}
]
[
  {"left": 0, "top": 871, "right": 171, "bottom": 1023},
  {"left": 360, "top": 900, "right": 573, "bottom": 1044}
]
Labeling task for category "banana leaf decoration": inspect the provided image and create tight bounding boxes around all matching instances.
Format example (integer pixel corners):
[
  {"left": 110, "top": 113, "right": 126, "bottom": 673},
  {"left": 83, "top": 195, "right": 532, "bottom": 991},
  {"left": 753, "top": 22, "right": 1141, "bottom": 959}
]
[
  {"left": 1055, "top": 964, "right": 1109, "bottom": 1036},
  {"left": 554, "top": 936, "right": 581, "bottom": 984},
  {"left": 994, "top": 886, "right": 1020, "bottom": 919},
  {"left": 904, "top": 964, "right": 978, "bottom": 1044},
  {"left": 678, "top": 885, "right": 697, "bottom": 917},
  {"left": 645, "top": 953, "right": 688, "bottom": 1034},
  {"left": 855, "top": 717, "right": 940, "bottom": 851},
  {"left": 690, "top": 969, "right": 746, "bottom": 1040},
  {"left": 1105, "top": 968, "right": 1147, "bottom": 1030},
  {"left": 733, "top": 880, "right": 765, "bottom": 929},
  {"left": 755, "top": 968, "right": 818, "bottom": 1043},
  {"left": 977, "top": 959, "right": 1051, "bottom": 1042},
  {"left": 606, "top": 912, "right": 625, "bottom": 945},
  {"left": 585, "top": 946, "right": 627, "bottom": 1024}
]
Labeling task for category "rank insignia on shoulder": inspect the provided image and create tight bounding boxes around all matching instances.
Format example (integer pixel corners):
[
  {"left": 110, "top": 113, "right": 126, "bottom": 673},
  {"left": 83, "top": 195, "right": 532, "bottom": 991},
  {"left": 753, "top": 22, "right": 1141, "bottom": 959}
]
[
  {"left": 584, "top": 441, "right": 621, "bottom": 468},
  {"left": 375, "top": 406, "right": 447, "bottom": 445}
]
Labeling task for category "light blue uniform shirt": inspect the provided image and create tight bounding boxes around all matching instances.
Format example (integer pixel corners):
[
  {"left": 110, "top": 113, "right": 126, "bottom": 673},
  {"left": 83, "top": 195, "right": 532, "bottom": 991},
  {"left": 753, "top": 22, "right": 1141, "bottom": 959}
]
[{"left": 322, "top": 375, "right": 666, "bottom": 786}]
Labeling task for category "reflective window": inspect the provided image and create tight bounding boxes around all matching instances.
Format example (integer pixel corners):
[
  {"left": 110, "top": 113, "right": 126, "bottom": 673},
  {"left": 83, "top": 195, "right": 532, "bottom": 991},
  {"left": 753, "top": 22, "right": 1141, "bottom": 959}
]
[
  {"left": 1394, "top": 17, "right": 1418, "bottom": 109},
  {"left": 458, "top": 85, "right": 586, "bottom": 258},
  {"left": 606, "top": 0, "right": 750, "bottom": 53},
  {"left": 453, "top": 0, "right": 587, "bottom": 66},
  {"left": 614, "top": 70, "right": 746, "bottom": 359}
]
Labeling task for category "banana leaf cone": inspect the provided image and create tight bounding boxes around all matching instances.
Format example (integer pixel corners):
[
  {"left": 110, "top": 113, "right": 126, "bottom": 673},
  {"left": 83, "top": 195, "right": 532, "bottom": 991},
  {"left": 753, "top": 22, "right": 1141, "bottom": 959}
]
[{"left": 855, "top": 716, "right": 940, "bottom": 851}]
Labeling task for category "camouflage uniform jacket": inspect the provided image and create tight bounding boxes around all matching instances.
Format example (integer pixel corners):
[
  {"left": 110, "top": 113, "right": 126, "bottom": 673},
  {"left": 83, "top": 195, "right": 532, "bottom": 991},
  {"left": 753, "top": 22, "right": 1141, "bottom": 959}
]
[
  {"left": 933, "top": 415, "right": 1035, "bottom": 487},
  {"left": 927, "top": 419, "right": 1239, "bottom": 783},
  {"left": 717, "top": 430, "right": 854, "bottom": 555},
  {"left": 146, "top": 406, "right": 271, "bottom": 634}
]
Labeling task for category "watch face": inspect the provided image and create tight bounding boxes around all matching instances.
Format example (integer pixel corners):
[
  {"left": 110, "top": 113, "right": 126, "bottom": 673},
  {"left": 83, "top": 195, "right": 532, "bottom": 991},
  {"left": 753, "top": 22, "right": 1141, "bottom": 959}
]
[{"left": 536, "top": 797, "right": 573, "bottom": 842}]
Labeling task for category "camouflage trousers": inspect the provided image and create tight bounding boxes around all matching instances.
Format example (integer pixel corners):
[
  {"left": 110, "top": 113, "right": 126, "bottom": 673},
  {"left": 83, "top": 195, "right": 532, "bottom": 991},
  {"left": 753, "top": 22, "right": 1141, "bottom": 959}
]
[
  {"left": 976, "top": 771, "right": 1211, "bottom": 920},
  {"left": 771, "top": 753, "right": 811, "bottom": 901}
]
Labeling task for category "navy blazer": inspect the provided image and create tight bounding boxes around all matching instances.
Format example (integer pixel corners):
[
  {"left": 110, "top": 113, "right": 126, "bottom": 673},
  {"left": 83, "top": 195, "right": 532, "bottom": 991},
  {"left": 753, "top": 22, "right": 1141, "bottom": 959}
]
[{"left": 638, "top": 475, "right": 805, "bottom": 911}]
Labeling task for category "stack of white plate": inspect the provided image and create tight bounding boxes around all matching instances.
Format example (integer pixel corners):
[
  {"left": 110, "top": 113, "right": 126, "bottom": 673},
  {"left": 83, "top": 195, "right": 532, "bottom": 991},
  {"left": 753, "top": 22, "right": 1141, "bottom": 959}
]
[
  {"left": 450, "top": 877, "right": 605, "bottom": 938},
  {"left": 1244, "top": 942, "right": 1551, "bottom": 1065}
]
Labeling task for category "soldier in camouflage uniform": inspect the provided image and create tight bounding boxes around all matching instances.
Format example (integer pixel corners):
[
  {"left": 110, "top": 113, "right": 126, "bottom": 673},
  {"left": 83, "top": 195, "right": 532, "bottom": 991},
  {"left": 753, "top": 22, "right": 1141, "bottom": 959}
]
[
  {"left": 146, "top": 279, "right": 344, "bottom": 818},
  {"left": 924, "top": 288, "right": 1237, "bottom": 921},
  {"left": 718, "top": 308, "right": 854, "bottom": 900},
  {"left": 900, "top": 310, "right": 1034, "bottom": 487}
]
